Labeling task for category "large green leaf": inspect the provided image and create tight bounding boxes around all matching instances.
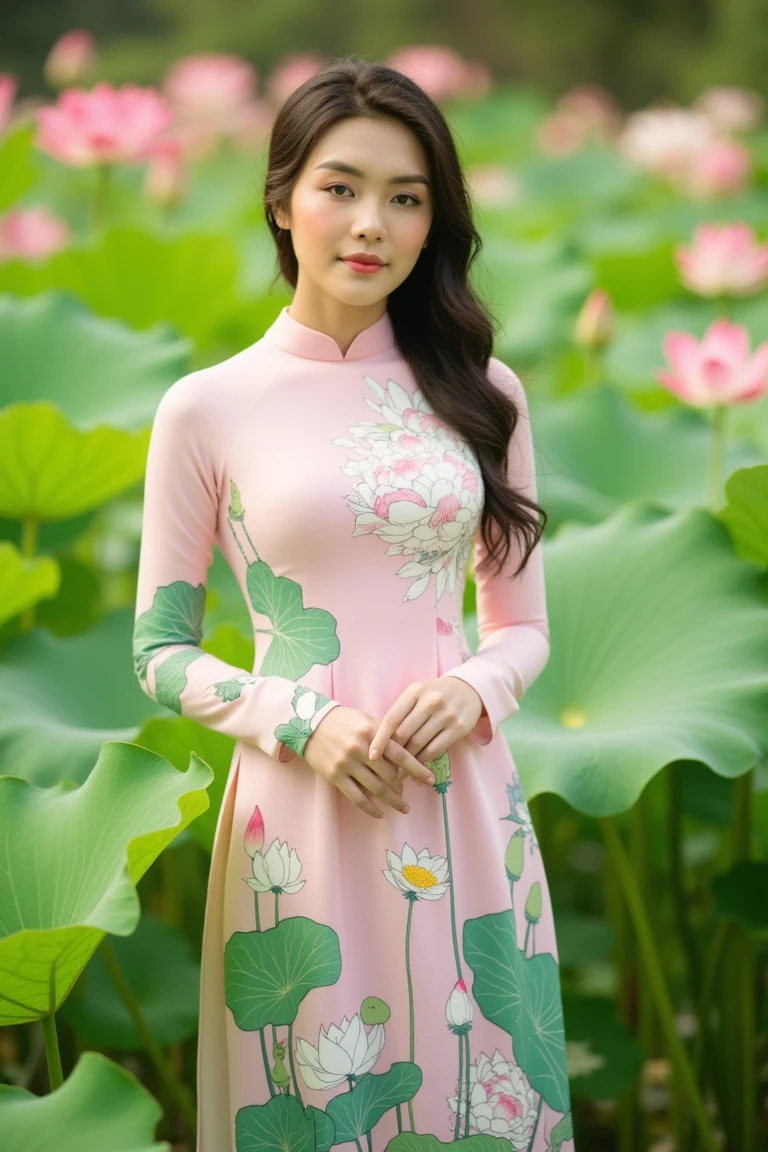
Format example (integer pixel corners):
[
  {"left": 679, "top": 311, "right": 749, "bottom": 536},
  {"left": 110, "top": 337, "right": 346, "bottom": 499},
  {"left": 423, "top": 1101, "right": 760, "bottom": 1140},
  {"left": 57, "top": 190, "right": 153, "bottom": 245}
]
[
  {"left": 133, "top": 715, "right": 233, "bottom": 852},
  {"left": 0, "top": 608, "right": 163, "bottom": 787},
  {"left": 0, "top": 292, "right": 188, "bottom": 430},
  {"left": 0, "top": 542, "right": 60, "bottom": 627},
  {"left": 532, "top": 387, "right": 764, "bottom": 531},
  {"left": 562, "top": 995, "right": 644, "bottom": 1099},
  {"left": 0, "top": 1050, "right": 169, "bottom": 1151},
  {"left": 132, "top": 623, "right": 253, "bottom": 852},
  {"left": 0, "top": 403, "right": 150, "bottom": 519},
  {"left": 497, "top": 503, "right": 768, "bottom": 816},
  {"left": 0, "top": 741, "right": 213, "bottom": 1025},
  {"left": 711, "top": 862, "right": 768, "bottom": 939},
  {"left": 0, "top": 228, "right": 243, "bottom": 349},
  {"left": 0, "top": 126, "right": 37, "bottom": 212},
  {"left": 719, "top": 464, "right": 768, "bottom": 569},
  {"left": 61, "top": 913, "right": 200, "bottom": 1047}
]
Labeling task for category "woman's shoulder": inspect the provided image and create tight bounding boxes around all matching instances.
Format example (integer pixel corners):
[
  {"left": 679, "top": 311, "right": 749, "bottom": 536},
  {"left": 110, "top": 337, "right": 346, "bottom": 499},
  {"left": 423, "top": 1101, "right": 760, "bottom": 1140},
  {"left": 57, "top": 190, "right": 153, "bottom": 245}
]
[
  {"left": 486, "top": 354, "right": 524, "bottom": 401},
  {"left": 151, "top": 337, "right": 279, "bottom": 458}
]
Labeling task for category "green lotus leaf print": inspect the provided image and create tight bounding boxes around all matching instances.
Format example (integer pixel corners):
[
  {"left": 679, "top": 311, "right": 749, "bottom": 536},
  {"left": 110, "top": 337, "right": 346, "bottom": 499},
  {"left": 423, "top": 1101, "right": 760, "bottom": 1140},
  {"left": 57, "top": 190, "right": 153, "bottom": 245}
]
[
  {"left": 245, "top": 559, "right": 340, "bottom": 678},
  {"left": 384, "top": 1134, "right": 514, "bottom": 1150},
  {"left": 224, "top": 916, "right": 341, "bottom": 1031},
  {"left": 133, "top": 580, "right": 205, "bottom": 683},
  {"left": 326, "top": 1062, "right": 423, "bottom": 1143},
  {"left": 463, "top": 909, "right": 570, "bottom": 1114},
  {"left": 551, "top": 1112, "right": 574, "bottom": 1151},
  {"left": 274, "top": 685, "right": 336, "bottom": 755},
  {"left": 153, "top": 647, "right": 206, "bottom": 714},
  {"left": 225, "top": 482, "right": 340, "bottom": 682},
  {"left": 235, "top": 1093, "right": 323, "bottom": 1152}
]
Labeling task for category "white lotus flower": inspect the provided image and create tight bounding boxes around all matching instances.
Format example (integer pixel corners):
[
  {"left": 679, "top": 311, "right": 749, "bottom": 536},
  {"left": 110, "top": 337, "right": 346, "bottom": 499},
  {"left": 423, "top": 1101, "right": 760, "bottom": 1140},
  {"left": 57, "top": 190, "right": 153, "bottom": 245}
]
[
  {"left": 295, "top": 1013, "right": 385, "bottom": 1089},
  {"left": 245, "top": 837, "right": 306, "bottom": 894},
  {"left": 295, "top": 687, "right": 323, "bottom": 720},
  {"left": 446, "top": 978, "right": 473, "bottom": 1028},
  {"left": 447, "top": 1048, "right": 539, "bottom": 1150},
  {"left": 332, "top": 375, "right": 483, "bottom": 602},
  {"left": 382, "top": 843, "right": 450, "bottom": 901}
]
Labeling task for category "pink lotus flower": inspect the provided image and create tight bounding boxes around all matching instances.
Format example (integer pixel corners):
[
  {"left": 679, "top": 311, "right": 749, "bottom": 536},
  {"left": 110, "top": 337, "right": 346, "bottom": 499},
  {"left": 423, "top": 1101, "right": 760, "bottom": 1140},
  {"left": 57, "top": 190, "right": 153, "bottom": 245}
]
[
  {"left": 538, "top": 83, "right": 623, "bottom": 155},
  {"left": 165, "top": 53, "right": 256, "bottom": 119},
  {"left": 536, "top": 111, "right": 592, "bottom": 156},
  {"left": 243, "top": 804, "right": 265, "bottom": 857},
  {"left": 265, "top": 52, "right": 327, "bottom": 106},
  {"left": 35, "top": 82, "right": 172, "bottom": 167},
  {"left": 386, "top": 45, "right": 490, "bottom": 102},
  {"left": 43, "top": 29, "right": 97, "bottom": 89},
  {"left": 0, "top": 74, "right": 17, "bottom": 136},
  {"left": 657, "top": 319, "right": 768, "bottom": 407},
  {"left": 0, "top": 206, "right": 70, "bottom": 263},
  {"left": 694, "top": 85, "right": 765, "bottom": 136},
  {"left": 675, "top": 223, "right": 768, "bottom": 297},
  {"left": 617, "top": 106, "right": 715, "bottom": 180},
  {"left": 143, "top": 134, "right": 188, "bottom": 206},
  {"left": 575, "top": 289, "right": 614, "bottom": 350},
  {"left": 679, "top": 136, "right": 752, "bottom": 199},
  {"left": 466, "top": 163, "right": 521, "bottom": 206}
]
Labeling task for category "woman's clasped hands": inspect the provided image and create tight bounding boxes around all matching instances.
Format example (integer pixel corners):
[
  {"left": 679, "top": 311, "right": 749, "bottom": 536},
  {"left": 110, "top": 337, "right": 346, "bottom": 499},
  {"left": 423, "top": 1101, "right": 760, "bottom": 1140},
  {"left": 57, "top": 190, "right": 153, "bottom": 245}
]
[{"left": 302, "top": 676, "right": 486, "bottom": 820}]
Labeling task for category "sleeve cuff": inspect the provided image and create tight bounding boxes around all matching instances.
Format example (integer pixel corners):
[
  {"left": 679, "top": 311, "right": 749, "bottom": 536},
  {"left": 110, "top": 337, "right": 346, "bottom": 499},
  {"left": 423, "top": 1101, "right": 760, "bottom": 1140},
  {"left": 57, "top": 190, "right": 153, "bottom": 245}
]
[{"left": 443, "top": 661, "right": 521, "bottom": 746}]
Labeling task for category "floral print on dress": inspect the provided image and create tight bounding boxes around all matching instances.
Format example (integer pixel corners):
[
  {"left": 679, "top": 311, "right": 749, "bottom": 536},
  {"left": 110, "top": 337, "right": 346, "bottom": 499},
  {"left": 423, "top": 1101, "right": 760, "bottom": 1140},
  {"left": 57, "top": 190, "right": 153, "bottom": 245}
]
[
  {"left": 332, "top": 375, "right": 484, "bottom": 604},
  {"left": 224, "top": 741, "right": 573, "bottom": 1150}
]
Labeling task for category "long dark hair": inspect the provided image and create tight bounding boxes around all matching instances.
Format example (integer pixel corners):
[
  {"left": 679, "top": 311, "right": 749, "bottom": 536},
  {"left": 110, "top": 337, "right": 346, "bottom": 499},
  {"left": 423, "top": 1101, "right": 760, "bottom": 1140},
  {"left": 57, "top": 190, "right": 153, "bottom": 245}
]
[{"left": 262, "top": 54, "right": 546, "bottom": 580}]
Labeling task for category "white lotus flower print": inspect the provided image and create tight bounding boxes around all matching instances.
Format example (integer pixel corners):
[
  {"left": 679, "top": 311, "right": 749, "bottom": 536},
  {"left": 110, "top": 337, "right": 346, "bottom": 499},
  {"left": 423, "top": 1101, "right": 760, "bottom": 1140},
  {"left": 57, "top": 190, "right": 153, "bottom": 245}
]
[
  {"left": 447, "top": 1048, "right": 539, "bottom": 1149},
  {"left": 245, "top": 837, "right": 306, "bottom": 894},
  {"left": 382, "top": 842, "right": 450, "bottom": 901},
  {"left": 295, "top": 1012, "right": 386, "bottom": 1089},
  {"left": 332, "top": 375, "right": 484, "bottom": 602}
]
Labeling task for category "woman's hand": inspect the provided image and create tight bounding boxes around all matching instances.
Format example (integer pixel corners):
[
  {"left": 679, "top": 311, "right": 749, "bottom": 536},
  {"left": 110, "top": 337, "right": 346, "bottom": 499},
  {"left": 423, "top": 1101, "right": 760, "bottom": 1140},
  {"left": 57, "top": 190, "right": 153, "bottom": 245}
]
[
  {"left": 367, "top": 676, "right": 486, "bottom": 766},
  {"left": 302, "top": 705, "right": 437, "bottom": 820}
]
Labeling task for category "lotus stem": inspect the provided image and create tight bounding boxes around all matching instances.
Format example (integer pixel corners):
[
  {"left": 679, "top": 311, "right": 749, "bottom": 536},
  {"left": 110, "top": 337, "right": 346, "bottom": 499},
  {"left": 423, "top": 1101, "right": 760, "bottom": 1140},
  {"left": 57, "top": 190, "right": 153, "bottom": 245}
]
[
  {"left": 600, "top": 817, "right": 719, "bottom": 1152},
  {"left": 40, "top": 1012, "right": 63, "bottom": 1090},
  {"left": 19, "top": 516, "right": 39, "bottom": 632},
  {"left": 100, "top": 936, "right": 197, "bottom": 1134}
]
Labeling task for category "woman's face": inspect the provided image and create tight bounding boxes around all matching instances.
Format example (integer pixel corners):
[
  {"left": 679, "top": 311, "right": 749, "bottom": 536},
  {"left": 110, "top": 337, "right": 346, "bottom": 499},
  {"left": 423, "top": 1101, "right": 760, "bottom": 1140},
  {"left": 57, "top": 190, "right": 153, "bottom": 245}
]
[{"left": 274, "top": 115, "right": 434, "bottom": 308}]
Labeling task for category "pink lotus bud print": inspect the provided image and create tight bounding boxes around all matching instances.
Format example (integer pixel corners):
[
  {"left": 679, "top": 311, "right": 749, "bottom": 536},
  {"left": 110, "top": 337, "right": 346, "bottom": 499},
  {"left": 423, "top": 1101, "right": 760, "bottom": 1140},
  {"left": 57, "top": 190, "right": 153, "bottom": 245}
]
[
  {"left": 445, "top": 978, "right": 473, "bottom": 1028},
  {"left": 243, "top": 804, "right": 265, "bottom": 858}
]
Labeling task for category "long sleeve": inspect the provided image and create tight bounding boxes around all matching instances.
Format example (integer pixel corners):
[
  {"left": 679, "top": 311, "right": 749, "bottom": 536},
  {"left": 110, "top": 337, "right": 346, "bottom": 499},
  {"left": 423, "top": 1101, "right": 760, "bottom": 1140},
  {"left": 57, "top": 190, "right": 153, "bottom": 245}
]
[
  {"left": 443, "top": 358, "right": 551, "bottom": 746},
  {"left": 132, "top": 377, "right": 342, "bottom": 760}
]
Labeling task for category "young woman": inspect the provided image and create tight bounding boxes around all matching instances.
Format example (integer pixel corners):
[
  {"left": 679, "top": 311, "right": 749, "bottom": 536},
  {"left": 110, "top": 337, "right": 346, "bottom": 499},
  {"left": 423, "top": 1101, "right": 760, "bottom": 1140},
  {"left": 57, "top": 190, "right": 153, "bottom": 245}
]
[{"left": 134, "top": 55, "right": 573, "bottom": 1152}]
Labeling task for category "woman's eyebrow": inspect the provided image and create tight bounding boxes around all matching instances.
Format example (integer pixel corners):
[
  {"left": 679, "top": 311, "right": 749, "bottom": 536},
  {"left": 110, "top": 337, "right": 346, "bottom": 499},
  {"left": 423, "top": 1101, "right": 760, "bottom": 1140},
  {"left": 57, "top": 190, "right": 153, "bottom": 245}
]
[{"left": 314, "top": 159, "right": 431, "bottom": 186}]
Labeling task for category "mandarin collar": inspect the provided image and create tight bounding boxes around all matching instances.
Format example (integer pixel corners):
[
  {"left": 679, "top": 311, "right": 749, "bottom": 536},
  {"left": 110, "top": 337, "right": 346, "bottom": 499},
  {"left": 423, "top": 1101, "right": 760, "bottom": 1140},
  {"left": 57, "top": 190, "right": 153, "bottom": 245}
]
[{"left": 263, "top": 305, "right": 397, "bottom": 361}]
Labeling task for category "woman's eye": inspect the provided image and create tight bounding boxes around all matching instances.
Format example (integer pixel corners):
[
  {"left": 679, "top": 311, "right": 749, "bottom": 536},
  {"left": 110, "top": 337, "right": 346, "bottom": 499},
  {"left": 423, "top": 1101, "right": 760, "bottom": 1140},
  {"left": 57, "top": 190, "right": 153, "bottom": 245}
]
[{"left": 324, "top": 184, "right": 420, "bottom": 206}]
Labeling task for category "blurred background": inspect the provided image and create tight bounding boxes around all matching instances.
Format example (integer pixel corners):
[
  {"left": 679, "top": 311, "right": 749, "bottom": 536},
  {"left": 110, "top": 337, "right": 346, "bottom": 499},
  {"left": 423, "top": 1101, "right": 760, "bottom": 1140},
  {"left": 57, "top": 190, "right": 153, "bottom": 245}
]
[{"left": 0, "top": 4, "right": 767, "bottom": 1152}]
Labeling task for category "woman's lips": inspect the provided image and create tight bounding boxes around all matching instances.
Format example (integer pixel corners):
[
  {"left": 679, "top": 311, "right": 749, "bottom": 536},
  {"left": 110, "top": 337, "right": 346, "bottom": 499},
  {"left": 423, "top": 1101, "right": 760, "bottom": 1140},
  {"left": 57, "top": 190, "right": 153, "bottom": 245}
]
[{"left": 340, "top": 258, "right": 386, "bottom": 274}]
